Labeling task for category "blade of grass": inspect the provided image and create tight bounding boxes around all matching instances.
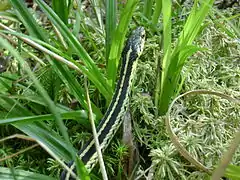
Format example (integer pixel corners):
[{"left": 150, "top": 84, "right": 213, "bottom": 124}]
[
  {"left": 224, "top": 164, "right": 240, "bottom": 179},
  {"left": 52, "top": 0, "right": 71, "bottom": 25},
  {"left": 154, "top": 0, "right": 171, "bottom": 114},
  {"left": 89, "top": 0, "right": 104, "bottom": 30},
  {"left": 0, "top": 110, "right": 89, "bottom": 127},
  {"left": 0, "top": 36, "right": 76, "bottom": 162},
  {"left": 14, "top": 122, "right": 74, "bottom": 162},
  {"left": 35, "top": 0, "right": 112, "bottom": 100},
  {"left": 84, "top": 76, "right": 108, "bottom": 180},
  {"left": 107, "top": 0, "right": 139, "bottom": 88},
  {"left": 0, "top": 167, "right": 56, "bottom": 180},
  {"left": 159, "top": 0, "right": 214, "bottom": 115},
  {"left": 9, "top": 0, "right": 48, "bottom": 40},
  {"left": 152, "top": 1, "right": 162, "bottom": 27},
  {"left": 0, "top": 23, "right": 103, "bottom": 118},
  {"left": 0, "top": 11, "right": 19, "bottom": 22},
  {"left": 161, "top": 0, "right": 172, "bottom": 69},
  {"left": 7, "top": 0, "right": 103, "bottom": 118},
  {"left": 143, "top": 0, "right": 154, "bottom": 20},
  {"left": 105, "top": 0, "right": 117, "bottom": 60},
  {"left": 0, "top": 96, "right": 33, "bottom": 117}
]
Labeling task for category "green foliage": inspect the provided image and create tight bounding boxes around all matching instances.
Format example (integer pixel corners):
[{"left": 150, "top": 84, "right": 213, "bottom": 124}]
[
  {"left": 35, "top": 0, "right": 112, "bottom": 101},
  {"left": 105, "top": 0, "right": 117, "bottom": 59},
  {"left": 0, "top": 0, "right": 239, "bottom": 179},
  {"left": 0, "top": 0, "right": 11, "bottom": 11},
  {"left": 150, "top": 145, "right": 186, "bottom": 179},
  {"left": 0, "top": 0, "right": 142, "bottom": 178},
  {"left": 107, "top": 0, "right": 139, "bottom": 88},
  {"left": 0, "top": 167, "right": 56, "bottom": 180},
  {"left": 225, "top": 164, "right": 240, "bottom": 179},
  {"left": 158, "top": 0, "right": 214, "bottom": 115},
  {"left": 152, "top": 1, "right": 162, "bottom": 27},
  {"left": 52, "top": 0, "right": 71, "bottom": 25},
  {"left": 143, "top": 0, "right": 154, "bottom": 20}
]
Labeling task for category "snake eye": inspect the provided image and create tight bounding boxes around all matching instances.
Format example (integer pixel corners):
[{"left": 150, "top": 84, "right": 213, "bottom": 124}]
[{"left": 141, "top": 34, "right": 145, "bottom": 39}]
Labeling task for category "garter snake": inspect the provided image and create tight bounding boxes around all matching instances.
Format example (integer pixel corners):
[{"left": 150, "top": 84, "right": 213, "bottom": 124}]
[{"left": 61, "top": 27, "right": 145, "bottom": 180}]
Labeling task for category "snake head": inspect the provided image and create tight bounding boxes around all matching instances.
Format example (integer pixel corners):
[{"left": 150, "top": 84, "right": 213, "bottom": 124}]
[{"left": 123, "top": 26, "right": 146, "bottom": 61}]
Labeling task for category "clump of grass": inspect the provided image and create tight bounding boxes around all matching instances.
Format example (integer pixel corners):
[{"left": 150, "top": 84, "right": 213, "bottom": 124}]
[
  {"left": 0, "top": 0, "right": 239, "bottom": 179},
  {"left": 129, "top": 2, "right": 240, "bottom": 179}
]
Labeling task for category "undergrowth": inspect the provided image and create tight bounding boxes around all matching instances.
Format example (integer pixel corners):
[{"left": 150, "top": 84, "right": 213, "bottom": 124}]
[
  {"left": 129, "top": 7, "right": 240, "bottom": 179},
  {"left": 0, "top": 0, "right": 239, "bottom": 180}
]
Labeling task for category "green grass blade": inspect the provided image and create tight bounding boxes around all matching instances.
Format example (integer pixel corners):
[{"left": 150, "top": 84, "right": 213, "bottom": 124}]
[
  {"left": 225, "top": 164, "right": 240, "bottom": 179},
  {"left": 90, "top": 0, "right": 104, "bottom": 30},
  {"left": 105, "top": 0, "right": 117, "bottom": 60},
  {"left": 9, "top": 0, "right": 48, "bottom": 41},
  {"left": 0, "top": 11, "right": 19, "bottom": 22},
  {"left": 159, "top": 0, "right": 214, "bottom": 115},
  {"left": 74, "top": 153, "right": 91, "bottom": 180},
  {"left": 0, "top": 25, "right": 103, "bottom": 118},
  {"left": 161, "top": 0, "right": 172, "bottom": 67},
  {"left": 107, "top": 0, "right": 139, "bottom": 88},
  {"left": 14, "top": 122, "right": 74, "bottom": 161},
  {"left": 0, "top": 75, "right": 11, "bottom": 91},
  {"left": 152, "top": 1, "right": 162, "bottom": 27},
  {"left": 52, "top": 0, "right": 70, "bottom": 25},
  {"left": 35, "top": 0, "right": 112, "bottom": 100},
  {"left": 143, "top": 0, "right": 154, "bottom": 19},
  {"left": 0, "top": 37, "right": 76, "bottom": 162},
  {"left": 0, "top": 110, "right": 89, "bottom": 127},
  {"left": 157, "top": 0, "right": 172, "bottom": 114},
  {"left": 179, "top": 0, "right": 214, "bottom": 45},
  {"left": 0, "top": 167, "right": 56, "bottom": 180},
  {"left": 0, "top": 96, "right": 33, "bottom": 117}
]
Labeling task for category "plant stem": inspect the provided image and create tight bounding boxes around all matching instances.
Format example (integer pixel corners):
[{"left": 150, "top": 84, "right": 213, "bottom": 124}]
[
  {"left": 105, "top": 0, "right": 117, "bottom": 60},
  {"left": 143, "top": 0, "right": 154, "bottom": 20},
  {"left": 152, "top": 0, "right": 162, "bottom": 27},
  {"left": 212, "top": 131, "right": 240, "bottom": 180},
  {"left": 84, "top": 76, "right": 108, "bottom": 180}
]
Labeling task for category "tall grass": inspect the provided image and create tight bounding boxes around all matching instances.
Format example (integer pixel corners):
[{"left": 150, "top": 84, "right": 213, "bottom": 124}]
[
  {"left": 105, "top": 0, "right": 116, "bottom": 60},
  {"left": 52, "top": 0, "right": 72, "bottom": 25},
  {"left": 0, "top": 0, "right": 141, "bottom": 179},
  {"left": 157, "top": 0, "right": 214, "bottom": 115},
  {"left": 1, "top": 0, "right": 239, "bottom": 179},
  {"left": 106, "top": 0, "right": 139, "bottom": 88}
]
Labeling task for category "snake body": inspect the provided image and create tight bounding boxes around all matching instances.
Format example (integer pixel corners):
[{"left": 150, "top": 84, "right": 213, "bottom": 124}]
[{"left": 61, "top": 27, "right": 145, "bottom": 179}]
